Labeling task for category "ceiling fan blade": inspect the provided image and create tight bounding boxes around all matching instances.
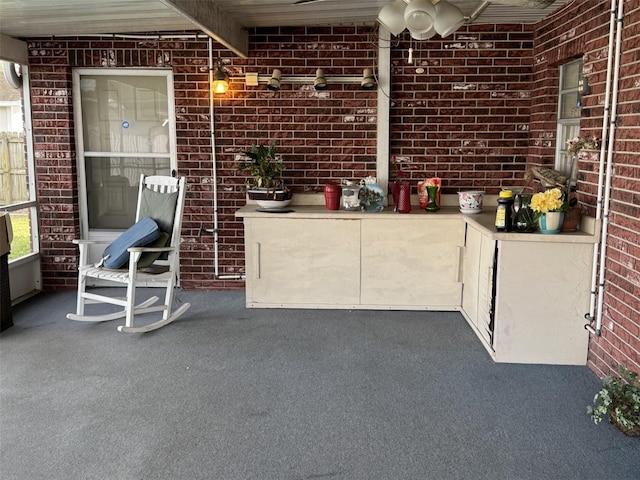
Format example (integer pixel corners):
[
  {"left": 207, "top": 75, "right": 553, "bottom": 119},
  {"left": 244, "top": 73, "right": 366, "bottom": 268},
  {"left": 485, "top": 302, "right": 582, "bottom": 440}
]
[
  {"left": 293, "top": 0, "right": 326, "bottom": 4},
  {"left": 488, "top": 0, "right": 557, "bottom": 8}
]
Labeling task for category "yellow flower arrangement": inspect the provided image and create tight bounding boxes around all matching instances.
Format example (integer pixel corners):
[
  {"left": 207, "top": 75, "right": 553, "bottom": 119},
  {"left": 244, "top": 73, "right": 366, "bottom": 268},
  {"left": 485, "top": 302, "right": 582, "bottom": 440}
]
[{"left": 530, "top": 188, "right": 567, "bottom": 215}]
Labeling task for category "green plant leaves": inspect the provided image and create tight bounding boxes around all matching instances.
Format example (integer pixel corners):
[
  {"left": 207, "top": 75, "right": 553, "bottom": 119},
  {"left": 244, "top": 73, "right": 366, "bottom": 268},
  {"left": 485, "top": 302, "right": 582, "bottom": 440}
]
[{"left": 238, "top": 142, "right": 285, "bottom": 190}]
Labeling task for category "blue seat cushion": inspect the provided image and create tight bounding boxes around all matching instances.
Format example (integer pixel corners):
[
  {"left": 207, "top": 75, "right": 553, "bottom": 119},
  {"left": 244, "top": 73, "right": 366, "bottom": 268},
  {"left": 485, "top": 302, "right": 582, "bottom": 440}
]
[{"left": 101, "top": 217, "right": 161, "bottom": 269}]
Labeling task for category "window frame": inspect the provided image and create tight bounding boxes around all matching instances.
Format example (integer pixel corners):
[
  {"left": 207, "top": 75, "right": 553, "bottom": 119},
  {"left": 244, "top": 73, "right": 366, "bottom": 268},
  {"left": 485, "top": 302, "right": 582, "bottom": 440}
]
[{"left": 555, "top": 59, "right": 583, "bottom": 183}]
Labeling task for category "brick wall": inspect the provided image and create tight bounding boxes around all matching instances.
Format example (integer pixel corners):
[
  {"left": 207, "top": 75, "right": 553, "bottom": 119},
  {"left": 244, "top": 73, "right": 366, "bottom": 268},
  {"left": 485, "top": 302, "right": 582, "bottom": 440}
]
[
  {"left": 530, "top": 0, "right": 640, "bottom": 378},
  {"left": 29, "top": 50, "right": 77, "bottom": 290},
  {"left": 27, "top": 3, "right": 639, "bottom": 377},
  {"left": 389, "top": 25, "right": 534, "bottom": 191}
]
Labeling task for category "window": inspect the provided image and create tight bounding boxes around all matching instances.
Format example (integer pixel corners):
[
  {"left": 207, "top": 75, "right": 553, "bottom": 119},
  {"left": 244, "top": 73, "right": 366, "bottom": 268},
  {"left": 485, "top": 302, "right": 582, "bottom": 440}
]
[{"left": 555, "top": 59, "right": 583, "bottom": 182}]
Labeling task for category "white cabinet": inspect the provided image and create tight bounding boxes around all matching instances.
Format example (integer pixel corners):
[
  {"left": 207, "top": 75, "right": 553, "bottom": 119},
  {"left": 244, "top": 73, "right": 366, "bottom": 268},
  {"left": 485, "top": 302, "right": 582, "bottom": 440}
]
[
  {"left": 240, "top": 209, "right": 464, "bottom": 310},
  {"left": 492, "top": 240, "right": 591, "bottom": 365},
  {"left": 244, "top": 217, "right": 361, "bottom": 308},
  {"left": 461, "top": 222, "right": 592, "bottom": 365},
  {"left": 360, "top": 218, "right": 463, "bottom": 309}
]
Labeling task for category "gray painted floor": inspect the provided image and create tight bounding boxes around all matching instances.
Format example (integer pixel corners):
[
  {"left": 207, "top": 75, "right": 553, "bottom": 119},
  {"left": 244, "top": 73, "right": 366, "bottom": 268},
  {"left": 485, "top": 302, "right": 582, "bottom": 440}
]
[{"left": 1, "top": 289, "right": 639, "bottom": 480}]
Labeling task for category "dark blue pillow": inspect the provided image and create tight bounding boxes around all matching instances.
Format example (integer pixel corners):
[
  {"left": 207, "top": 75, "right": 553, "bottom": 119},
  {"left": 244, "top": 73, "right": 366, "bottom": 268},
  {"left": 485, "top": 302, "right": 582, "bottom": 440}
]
[{"left": 101, "top": 217, "right": 161, "bottom": 269}]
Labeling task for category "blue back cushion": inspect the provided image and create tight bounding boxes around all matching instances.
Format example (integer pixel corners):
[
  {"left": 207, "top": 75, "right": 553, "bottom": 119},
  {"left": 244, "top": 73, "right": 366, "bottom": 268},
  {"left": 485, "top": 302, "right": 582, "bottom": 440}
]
[{"left": 101, "top": 217, "right": 161, "bottom": 269}]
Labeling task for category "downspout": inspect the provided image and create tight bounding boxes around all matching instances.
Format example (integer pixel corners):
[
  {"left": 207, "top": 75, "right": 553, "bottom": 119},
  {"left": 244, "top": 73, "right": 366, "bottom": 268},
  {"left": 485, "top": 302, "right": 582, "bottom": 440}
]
[
  {"left": 585, "top": 0, "right": 624, "bottom": 335},
  {"left": 206, "top": 37, "right": 245, "bottom": 280}
]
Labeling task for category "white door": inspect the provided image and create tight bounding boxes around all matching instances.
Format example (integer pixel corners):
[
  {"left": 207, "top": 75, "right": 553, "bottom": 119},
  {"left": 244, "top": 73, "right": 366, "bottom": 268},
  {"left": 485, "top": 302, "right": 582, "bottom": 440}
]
[
  {"left": 72, "top": 69, "right": 177, "bottom": 265},
  {"left": 0, "top": 61, "right": 41, "bottom": 303}
]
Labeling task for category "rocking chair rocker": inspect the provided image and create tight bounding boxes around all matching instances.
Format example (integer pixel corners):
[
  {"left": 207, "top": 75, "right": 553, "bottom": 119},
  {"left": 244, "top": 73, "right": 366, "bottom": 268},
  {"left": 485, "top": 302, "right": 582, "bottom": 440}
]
[{"left": 67, "top": 174, "right": 190, "bottom": 332}]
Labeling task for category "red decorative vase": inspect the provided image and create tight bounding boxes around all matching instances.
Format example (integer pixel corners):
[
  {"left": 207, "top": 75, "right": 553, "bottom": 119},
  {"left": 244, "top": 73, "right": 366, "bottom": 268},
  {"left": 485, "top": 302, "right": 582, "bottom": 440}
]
[
  {"left": 324, "top": 183, "right": 341, "bottom": 210},
  {"left": 397, "top": 182, "right": 411, "bottom": 213}
]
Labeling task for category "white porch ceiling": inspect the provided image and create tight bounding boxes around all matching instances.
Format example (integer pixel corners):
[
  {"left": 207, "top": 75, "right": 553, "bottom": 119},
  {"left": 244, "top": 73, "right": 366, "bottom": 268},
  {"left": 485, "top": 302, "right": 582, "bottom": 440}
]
[{"left": 0, "top": 0, "right": 574, "bottom": 58}]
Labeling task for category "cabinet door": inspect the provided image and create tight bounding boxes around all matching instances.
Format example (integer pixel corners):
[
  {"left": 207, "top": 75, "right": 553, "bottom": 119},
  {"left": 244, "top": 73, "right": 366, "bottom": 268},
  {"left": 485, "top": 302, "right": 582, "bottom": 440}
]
[
  {"left": 462, "top": 224, "right": 495, "bottom": 346},
  {"left": 493, "top": 241, "right": 590, "bottom": 364},
  {"left": 244, "top": 218, "right": 361, "bottom": 307},
  {"left": 476, "top": 233, "right": 496, "bottom": 345},
  {"left": 462, "top": 224, "right": 482, "bottom": 322},
  {"left": 360, "top": 218, "right": 464, "bottom": 309}
]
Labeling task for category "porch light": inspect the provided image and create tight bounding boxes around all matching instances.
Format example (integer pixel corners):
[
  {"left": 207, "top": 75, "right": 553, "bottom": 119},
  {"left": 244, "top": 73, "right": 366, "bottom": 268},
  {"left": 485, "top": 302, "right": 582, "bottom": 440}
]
[{"left": 212, "top": 60, "right": 229, "bottom": 95}]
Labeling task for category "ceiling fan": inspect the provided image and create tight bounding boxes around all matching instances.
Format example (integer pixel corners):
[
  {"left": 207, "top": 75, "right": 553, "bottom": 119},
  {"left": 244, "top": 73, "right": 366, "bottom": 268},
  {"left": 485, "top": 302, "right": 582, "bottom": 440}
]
[{"left": 294, "top": 0, "right": 557, "bottom": 7}]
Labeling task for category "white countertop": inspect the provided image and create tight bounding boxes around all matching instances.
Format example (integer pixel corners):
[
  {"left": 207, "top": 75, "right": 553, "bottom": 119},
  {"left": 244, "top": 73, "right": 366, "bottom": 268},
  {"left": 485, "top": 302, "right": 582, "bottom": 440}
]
[{"left": 235, "top": 194, "right": 599, "bottom": 244}]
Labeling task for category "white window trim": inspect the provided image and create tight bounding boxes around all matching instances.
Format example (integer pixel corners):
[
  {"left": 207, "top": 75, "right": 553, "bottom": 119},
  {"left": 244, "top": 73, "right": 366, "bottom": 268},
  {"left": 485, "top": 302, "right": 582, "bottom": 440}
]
[{"left": 72, "top": 68, "right": 177, "bottom": 239}]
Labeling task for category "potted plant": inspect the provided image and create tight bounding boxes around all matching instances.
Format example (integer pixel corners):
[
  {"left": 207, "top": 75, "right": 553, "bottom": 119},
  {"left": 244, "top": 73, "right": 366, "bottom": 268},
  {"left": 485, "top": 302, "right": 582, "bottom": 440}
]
[
  {"left": 529, "top": 187, "right": 569, "bottom": 234},
  {"left": 588, "top": 365, "right": 640, "bottom": 436},
  {"left": 238, "top": 143, "right": 292, "bottom": 208}
]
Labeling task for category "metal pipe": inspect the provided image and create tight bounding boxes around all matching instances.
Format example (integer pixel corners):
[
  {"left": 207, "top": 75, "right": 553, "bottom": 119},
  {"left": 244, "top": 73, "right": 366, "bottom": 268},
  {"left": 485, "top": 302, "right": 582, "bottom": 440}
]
[
  {"left": 585, "top": 0, "right": 624, "bottom": 335},
  {"left": 255, "top": 75, "right": 363, "bottom": 84},
  {"left": 469, "top": 2, "right": 491, "bottom": 22},
  {"left": 585, "top": 0, "right": 616, "bottom": 333},
  {"left": 207, "top": 37, "right": 245, "bottom": 281}
]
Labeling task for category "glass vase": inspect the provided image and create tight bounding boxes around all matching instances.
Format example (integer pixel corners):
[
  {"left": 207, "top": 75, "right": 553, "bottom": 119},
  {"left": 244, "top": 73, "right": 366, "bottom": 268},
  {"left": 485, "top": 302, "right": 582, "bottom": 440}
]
[
  {"left": 425, "top": 185, "right": 440, "bottom": 212},
  {"left": 513, "top": 194, "right": 538, "bottom": 233}
]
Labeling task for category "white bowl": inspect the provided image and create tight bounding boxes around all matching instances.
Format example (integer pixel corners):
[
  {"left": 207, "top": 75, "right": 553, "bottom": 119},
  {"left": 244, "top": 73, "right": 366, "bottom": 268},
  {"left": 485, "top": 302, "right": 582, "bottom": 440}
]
[
  {"left": 255, "top": 198, "right": 292, "bottom": 209},
  {"left": 458, "top": 191, "right": 484, "bottom": 213}
]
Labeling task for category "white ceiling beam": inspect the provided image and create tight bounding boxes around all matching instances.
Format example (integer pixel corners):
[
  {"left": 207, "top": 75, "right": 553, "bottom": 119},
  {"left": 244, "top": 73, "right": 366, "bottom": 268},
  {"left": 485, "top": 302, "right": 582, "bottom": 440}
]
[
  {"left": 486, "top": 0, "right": 556, "bottom": 7},
  {"left": 0, "top": 34, "right": 29, "bottom": 65},
  {"left": 160, "top": 0, "right": 249, "bottom": 58}
]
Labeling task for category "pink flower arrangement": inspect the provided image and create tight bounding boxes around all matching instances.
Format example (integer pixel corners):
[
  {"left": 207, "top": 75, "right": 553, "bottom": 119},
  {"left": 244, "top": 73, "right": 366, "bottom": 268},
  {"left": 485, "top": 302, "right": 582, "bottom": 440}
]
[{"left": 566, "top": 136, "right": 600, "bottom": 157}]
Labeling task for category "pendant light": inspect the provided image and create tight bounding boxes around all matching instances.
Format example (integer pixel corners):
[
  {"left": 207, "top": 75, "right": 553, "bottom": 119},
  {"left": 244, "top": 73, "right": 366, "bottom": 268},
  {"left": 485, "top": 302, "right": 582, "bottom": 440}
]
[
  {"left": 404, "top": 0, "right": 436, "bottom": 34},
  {"left": 377, "top": 0, "right": 406, "bottom": 36},
  {"left": 433, "top": 0, "right": 466, "bottom": 38}
]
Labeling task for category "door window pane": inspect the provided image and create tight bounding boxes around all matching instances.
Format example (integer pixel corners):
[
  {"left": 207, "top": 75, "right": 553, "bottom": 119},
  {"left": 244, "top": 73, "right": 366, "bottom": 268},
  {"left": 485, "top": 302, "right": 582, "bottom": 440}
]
[
  {"left": 80, "top": 75, "right": 169, "bottom": 153},
  {"left": 0, "top": 132, "right": 27, "bottom": 206},
  {"left": 6, "top": 208, "right": 35, "bottom": 260},
  {"left": 86, "top": 156, "right": 170, "bottom": 230}
]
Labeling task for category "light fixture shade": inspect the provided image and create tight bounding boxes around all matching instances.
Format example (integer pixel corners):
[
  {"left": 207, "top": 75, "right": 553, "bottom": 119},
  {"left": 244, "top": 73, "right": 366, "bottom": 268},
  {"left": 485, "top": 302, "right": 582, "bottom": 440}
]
[
  {"left": 434, "top": 0, "right": 466, "bottom": 38},
  {"left": 267, "top": 69, "right": 281, "bottom": 91},
  {"left": 377, "top": 0, "right": 406, "bottom": 36},
  {"left": 212, "top": 62, "right": 229, "bottom": 95},
  {"left": 361, "top": 68, "right": 375, "bottom": 90},
  {"left": 314, "top": 68, "right": 327, "bottom": 90},
  {"left": 409, "top": 27, "right": 436, "bottom": 41},
  {"left": 404, "top": 0, "right": 436, "bottom": 34}
]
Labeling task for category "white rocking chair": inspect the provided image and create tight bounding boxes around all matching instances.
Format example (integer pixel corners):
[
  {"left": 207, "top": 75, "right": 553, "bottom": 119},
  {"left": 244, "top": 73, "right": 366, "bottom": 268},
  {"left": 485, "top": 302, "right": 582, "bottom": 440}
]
[{"left": 67, "top": 174, "right": 190, "bottom": 333}]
